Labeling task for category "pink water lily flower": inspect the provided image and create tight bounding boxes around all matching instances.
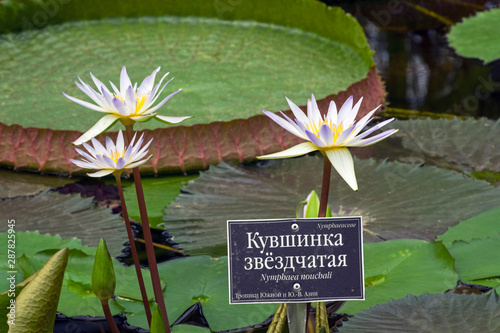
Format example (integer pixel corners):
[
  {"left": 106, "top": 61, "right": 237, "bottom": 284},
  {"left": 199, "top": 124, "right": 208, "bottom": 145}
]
[
  {"left": 258, "top": 95, "right": 398, "bottom": 191},
  {"left": 64, "top": 66, "right": 192, "bottom": 145},
  {"left": 71, "top": 130, "right": 152, "bottom": 177}
]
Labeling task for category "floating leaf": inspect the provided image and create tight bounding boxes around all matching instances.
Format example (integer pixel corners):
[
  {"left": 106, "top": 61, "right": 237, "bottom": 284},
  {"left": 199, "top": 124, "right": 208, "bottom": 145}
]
[
  {"left": 156, "top": 256, "right": 277, "bottom": 332},
  {"left": 163, "top": 156, "right": 500, "bottom": 254},
  {"left": 0, "top": 191, "right": 127, "bottom": 256},
  {"left": 447, "top": 235, "right": 500, "bottom": 282},
  {"left": 0, "top": 169, "right": 73, "bottom": 199},
  {"left": 0, "top": 15, "right": 371, "bottom": 131},
  {"left": 437, "top": 207, "right": 500, "bottom": 248},
  {"left": 339, "top": 292, "right": 500, "bottom": 332},
  {"left": 171, "top": 325, "right": 211, "bottom": 333},
  {"left": 122, "top": 174, "right": 198, "bottom": 226},
  {"left": 0, "top": 68, "right": 383, "bottom": 175},
  {"left": 388, "top": 118, "right": 500, "bottom": 174},
  {"left": 447, "top": 8, "right": 500, "bottom": 63},
  {"left": 0, "top": 0, "right": 384, "bottom": 174},
  {"left": 340, "top": 239, "right": 457, "bottom": 314}
]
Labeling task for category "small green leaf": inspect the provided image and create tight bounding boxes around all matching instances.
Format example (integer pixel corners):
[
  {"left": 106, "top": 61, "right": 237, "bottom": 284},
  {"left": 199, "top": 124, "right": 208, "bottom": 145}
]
[
  {"left": 8, "top": 248, "right": 69, "bottom": 332},
  {"left": 92, "top": 239, "right": 116, "bottom": 301}
]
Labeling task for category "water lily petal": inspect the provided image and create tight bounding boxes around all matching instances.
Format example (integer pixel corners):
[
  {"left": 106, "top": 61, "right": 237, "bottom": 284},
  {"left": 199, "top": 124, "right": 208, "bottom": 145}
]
[
  {"left": 120, "top": 66, "right": 133, "bottom": 94},
  {"left": 90, "top": 72, "right": 111, "bottom": 95},
  {"left": 131, "top": 114, "right": 156, "bottom": 123},
  {"left": 116, "top": 157, "right": 126, "bottom": 169},
  {"left": 125, "top": 85, "right": 137, "bottom": 115},
  {"left": 147, "top": 89, "right": 182, "bottom": 114},
  {"left": 349, "top": 129, "right": 398, "bottom": 147},
  {"left": 127, "top": 155, "right": 153, "bottom": 169},
  {"left": 112, "top": 97, "right": 129, "bottom": 116},
  {"left": 326, "top": 100, "right": 338, "bottom": 124},
  {"left": 70, "top": 159, "right": 99, "bottom": 169},
  {"left": 73, "top": 114, "right": 120, "bottom": 146},
  {"left": 116, "top": 130, "right": 125, "bottom": 153},
  {"left": 109, "top": 81, "right": 120, "bottom": 95},
  {"left": 305, "top": 130, "right": 325, "bottom": 147},
  {"left": 343, "top": 97, "right": 363, "bottom": 127},
  {"left": 258, "top": 142, "right": 317, "bottom": 159},
  {"left": 63, "top": 92, "right": 107, "bottom": 112},
  {"left": 263, "top": 110, "right": 305, "bottom": 139},
  {"left": 87, "top": 169, "right": 115, "bottom": 178},
  {"left": 308, "top": 94, "right": 322, "bottom": 123},
  {"left": 138, "top": 66, "right": 161, "bottom": 96},
  {"left": 286, "top": 97, "right": 309, "bottom": 124},
  {"left": 334, "top": 124, "right": 356, "bottom": 145},
  {"left": 337, "top": 96, "right": 354, "bottom": 125},
  {"left": 349, "top": 118, "right": 396, "bottom": 144},
  {"left": 324, "top": 148, "right": 358, "bottom": 191},
  {"left": 319, "top": 124, "right": 334, "bottom": 147}
]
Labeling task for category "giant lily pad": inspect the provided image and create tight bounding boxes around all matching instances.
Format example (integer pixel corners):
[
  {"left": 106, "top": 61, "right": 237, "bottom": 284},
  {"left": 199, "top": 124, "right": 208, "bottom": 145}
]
[
  {"left": 0, "top": 0, "right": 385, "bottom": 174},
  {"left": 448, "top": 8, "right": 500, "bottom": 63},
  {"left": 339, "top": 292, "right": 500, "bottom": 332},
  {"left": 163, "top": 156, "right": 500, "bottom": 254},
  {"left": 339, "top": 239, "right": 457, "bottom": 314},
  {"left": 0, "top": 190, "right": 127, "bottom": 256}
]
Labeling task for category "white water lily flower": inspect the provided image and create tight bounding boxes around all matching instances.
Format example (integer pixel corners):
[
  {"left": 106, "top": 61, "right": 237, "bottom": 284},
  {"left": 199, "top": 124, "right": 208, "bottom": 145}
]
[
  {"left": 71, "top": 130, "right": 152, "bottom": 177},
  {"left": 64, "top": 66, "right": 192, "bottom": 145},
  {"left": 258, "top": 95, "right": 398, "bottom": 191}
]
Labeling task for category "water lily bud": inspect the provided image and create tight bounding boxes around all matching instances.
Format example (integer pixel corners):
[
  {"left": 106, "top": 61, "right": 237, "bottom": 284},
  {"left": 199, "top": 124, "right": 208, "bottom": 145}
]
[
  {"left": 150, "top": 304, "right": 166, "bottom": 333},
  {"left": 92, "top": 238, "right": 116, "bottom": 301},
  {"left": 296, "top": 191, "right": 333, "bottom": 218}
]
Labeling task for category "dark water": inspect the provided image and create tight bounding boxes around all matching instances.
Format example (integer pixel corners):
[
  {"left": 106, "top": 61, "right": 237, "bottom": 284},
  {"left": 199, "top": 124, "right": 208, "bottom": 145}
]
[{"left": 321, "top": 0, "right": 500, "bottom": 119}]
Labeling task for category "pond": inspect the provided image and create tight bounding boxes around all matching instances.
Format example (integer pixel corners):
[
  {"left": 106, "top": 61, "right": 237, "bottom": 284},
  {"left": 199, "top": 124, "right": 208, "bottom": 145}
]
[{"left": 1, "top": 0, "right": 500, "bottom": 332}]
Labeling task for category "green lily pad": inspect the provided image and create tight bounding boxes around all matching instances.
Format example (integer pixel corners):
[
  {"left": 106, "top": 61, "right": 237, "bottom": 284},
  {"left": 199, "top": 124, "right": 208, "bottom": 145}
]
[
  {"left": 437, "top": 207, "right": 500, "bottom": 248},
  {"left": 387, "top": 118, "right": 500, "bottom": 174},
  {"left": 0, "top": 231, "right": 156, "bottom": 321},
  {"left": 0, "top": 0, "right": 385, "bottom": 175},
  {"left": 447, "top": 235, "right": 500, "bottom": 282},
  {"left": 156, "top": 256, "right": 277, "bottom": 332},
  {"left": 447, "top": 8, "right": 500, "bottom": 63},
  {"left": 339, "top": 292, "right": 500, "bottom": 332},
  {"left": 171, "top": 325, "right": 211, "bottom": 333},
  {"left": 0, "top": 191, "right": 127, "bottom": 256},
  {"left": 0, "top": 15, "right": 371, "bottom": 131},
  {"left": 122, "top": 174, "right": 198, "bottom": 227},
  {"left": 163, "top": 156, "right": 500, "bottom": 254},
  {"left": 340, "top": 239, "right": 457, "bottom": 314}
]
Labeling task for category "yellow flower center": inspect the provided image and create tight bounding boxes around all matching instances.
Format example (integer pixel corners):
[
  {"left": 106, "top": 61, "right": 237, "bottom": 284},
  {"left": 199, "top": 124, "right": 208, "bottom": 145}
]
[
  {"left": 305, "top": 119, "right": 344, "bottom": 141},
  {"left": 114, "top": 92, "right": 149, "bottom": 116},
  {"left": 108, "top": 149, "right": 125, "bottom": 163}
]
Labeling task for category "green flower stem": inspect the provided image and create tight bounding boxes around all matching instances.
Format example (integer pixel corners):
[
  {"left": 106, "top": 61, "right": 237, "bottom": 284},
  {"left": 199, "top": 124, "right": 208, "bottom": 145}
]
[
  {"left": 125, "top": 125, "right": 171, "bottom": 332},
  {"left": 100, "top": 299, "right": 120, "bottom": 333},
  {"left": 114, "top": 174, "right": 152, "bottom": 327}
]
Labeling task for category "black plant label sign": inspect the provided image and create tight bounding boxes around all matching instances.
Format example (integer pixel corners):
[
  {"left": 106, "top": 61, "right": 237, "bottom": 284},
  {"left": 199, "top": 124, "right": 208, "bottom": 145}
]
[{"left": 227, "top": 217, "right": 364, "bottom": 304}]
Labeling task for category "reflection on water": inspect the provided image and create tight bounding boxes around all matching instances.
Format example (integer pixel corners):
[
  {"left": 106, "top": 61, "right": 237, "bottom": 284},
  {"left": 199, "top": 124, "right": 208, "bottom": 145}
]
[{"left": 323, "top": 0, "right": 500, "bottom": 119}]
